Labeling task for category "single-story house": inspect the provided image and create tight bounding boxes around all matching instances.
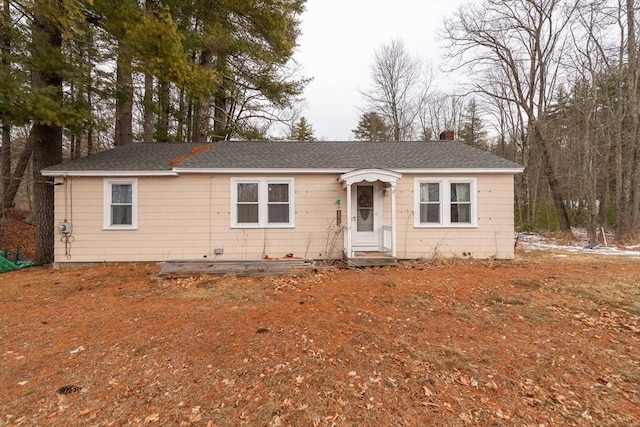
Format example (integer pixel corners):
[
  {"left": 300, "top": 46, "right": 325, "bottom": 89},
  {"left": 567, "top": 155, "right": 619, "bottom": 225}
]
[{"left": 42, "top": 137, "right": 523, "bottom": 266}]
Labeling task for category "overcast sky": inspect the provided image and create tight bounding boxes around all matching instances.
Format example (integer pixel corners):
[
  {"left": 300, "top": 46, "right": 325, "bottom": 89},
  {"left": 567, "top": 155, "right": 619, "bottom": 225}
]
[{"left": 292, "top": 0, "right": 472, "bottom": 141}]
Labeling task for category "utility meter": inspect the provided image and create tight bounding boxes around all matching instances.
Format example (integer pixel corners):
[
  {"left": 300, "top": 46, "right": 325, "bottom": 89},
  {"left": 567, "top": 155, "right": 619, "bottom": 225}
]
[{"left": 59, "top": 221, "right": 72, "bottom": 234}]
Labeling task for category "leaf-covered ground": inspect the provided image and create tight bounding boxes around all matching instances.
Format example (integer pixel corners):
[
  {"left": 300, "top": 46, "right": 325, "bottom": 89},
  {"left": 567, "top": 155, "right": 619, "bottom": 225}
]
[{"left": 1, "top": 252, "right": 639, "bottom": 426}]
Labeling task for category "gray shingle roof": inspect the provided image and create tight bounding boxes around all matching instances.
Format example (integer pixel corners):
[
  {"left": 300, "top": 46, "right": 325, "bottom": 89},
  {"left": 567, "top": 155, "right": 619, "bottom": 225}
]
[
  {"left": 43, "top": 140, "right": 522, "bottom": 173},
  {"left": 44, "top": 143, "right": 203, "bottom": 172}
]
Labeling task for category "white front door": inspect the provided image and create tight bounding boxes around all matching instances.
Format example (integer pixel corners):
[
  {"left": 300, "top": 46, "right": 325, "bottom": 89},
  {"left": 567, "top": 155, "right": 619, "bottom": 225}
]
[{"left": 351, "top": 183, "right": 380, "bottom": 250}]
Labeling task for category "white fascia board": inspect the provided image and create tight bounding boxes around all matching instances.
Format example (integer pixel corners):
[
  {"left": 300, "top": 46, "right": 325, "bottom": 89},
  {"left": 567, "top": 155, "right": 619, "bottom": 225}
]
[
  {"left": 41, "top": 170, "right": 179, "bottom": 177},
  {"left": 172, "top": 167, "right": 523, "bottom": 175},
  {"left": 172, "top": 168, "right": 350, "bottom": 174},
  {"left": 395, "top": 168, "right": 524, "bottom": 174}
]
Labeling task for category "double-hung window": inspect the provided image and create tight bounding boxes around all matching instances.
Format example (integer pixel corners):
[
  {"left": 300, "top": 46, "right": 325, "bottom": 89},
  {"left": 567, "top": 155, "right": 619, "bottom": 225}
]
[
  {"left": 418, "top": 181, "right": 442, "bottom": 224},
  {"left": 450, "top": 182, "right": 472, "bottom": 224},
  {"left": 414, "top": 178, "right": 476, "bottom": 227},
  {"left": 104, "top": 178, "right": 138, "bottom": 229},
  {"left": 232, "top": 178, "right": 294, "bottom": 227}
]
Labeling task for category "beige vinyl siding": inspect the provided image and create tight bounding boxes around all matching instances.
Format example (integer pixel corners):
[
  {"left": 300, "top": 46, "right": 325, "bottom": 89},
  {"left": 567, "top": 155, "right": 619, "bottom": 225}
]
[
  {"left": 53, "top": 171, "right": 516, "bottom": 263},
  {"left": 394, "top": 173, "right": 516, "bottom": 259},
  {"left": 53, "top": 174, "right": 346, "bottom": 263},
  {"left": 213, "top": 174, "right": 345, "bottom": 259}
]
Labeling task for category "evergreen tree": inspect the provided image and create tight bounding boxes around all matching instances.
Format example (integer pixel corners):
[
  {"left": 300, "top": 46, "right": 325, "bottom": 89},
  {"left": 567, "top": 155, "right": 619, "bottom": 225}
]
[
  {"left": 290, "top": 117, "right": 315, "bottom": 141},
  {"left": 458, "top": 98, "right": 488, "bottom": 149},
  {"left": 174, "top": 0, "right": 308, "bottom": 141},
  {"left": 352, "top": 112, "right": 391, "bottom": 141},
  {"left": 31, "top": 0, "right": 66, "bottom": 264},
  {"left": 1, "top": 0, "right": 308, "bottom": 261}
]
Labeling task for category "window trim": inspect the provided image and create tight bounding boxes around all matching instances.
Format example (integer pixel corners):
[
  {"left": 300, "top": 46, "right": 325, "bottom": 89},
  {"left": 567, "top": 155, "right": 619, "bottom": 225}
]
[
  {"left": 414, "top": 177, "right": 477, "bottom": 228},
  {"left": 231, "top": 177, "right": 295, "bottom": 228},
  {"left": 103, "top": 178, "right": 138, "bottom": 230}
]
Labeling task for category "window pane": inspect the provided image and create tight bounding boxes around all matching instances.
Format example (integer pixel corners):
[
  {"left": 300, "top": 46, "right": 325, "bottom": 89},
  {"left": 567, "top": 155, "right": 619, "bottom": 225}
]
[
  {"left": 112, "top": 205, "right": 132, "bottom": 225},
  {"left": 268, "top": 204, "right": 289, "bottom": 223},
  {"left": 451, "top": 204, "right": 470, "bottom": 223},
  {"left": 420, "top": 204, "right": 440, "bottom": 223},
  {"left": 420, "top": 183, "right": 439, "bottom": 202},
  {"left": 268, "top": 184, "right": 288, "bottom": 202},
  {"left": 357, "top": 186, "right": 373, "bottom": 208},
  {"left": 112, "top": 184, "right": 132, "bottom": 203},
  {"left": 237, "top": 183, "right": 258, "bottom": 202},
  {"left": 451, "top": 183, "right": 470, "bottom": 202},
  {"left": 357, "top": 208, "right": 374, "bottom": 231},
  {"left": 237, "top": 204, "right": 258, "bottom": 223}
]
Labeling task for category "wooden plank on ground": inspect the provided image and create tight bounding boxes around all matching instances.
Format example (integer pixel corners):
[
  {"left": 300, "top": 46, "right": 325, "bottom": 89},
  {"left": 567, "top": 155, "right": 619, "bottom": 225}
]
[
  {"left": 158, "top": 259, "right": 317, "bottom": 278},
  {"left": 347, "top": 257, "right": 398, "bottom": 268}
]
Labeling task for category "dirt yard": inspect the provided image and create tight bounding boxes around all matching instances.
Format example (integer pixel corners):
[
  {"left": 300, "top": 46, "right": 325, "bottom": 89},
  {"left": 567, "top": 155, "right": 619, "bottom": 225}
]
[
  {"left": 1, "top": 209, "right": 640, "bottom": 426},
  {"left": 0, "top": 251, "right": 638, "bottom": 426}
]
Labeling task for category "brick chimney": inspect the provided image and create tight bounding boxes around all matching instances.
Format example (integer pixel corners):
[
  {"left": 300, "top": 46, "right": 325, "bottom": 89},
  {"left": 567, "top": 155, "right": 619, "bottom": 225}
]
[{"left": 439, "top": 130, "right": 455, "bottom": 140}]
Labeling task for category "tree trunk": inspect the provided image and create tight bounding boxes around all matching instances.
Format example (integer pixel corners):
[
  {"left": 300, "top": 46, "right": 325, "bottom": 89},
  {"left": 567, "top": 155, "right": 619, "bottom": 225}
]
[
  {"left": 33, "top": 124, "right": 62, "bottom": 264},
  {"left": 1, "top": 133, "right": 33, "bottom": 209},
  {"left": 531, "top": 122, "right": 572, "bottom": 233},
  {"left": 193, "top": 48, "right": 212, "bottom": 143},
  {"left": 143, "top": 71, "right": 154, "bottom": 141},
  {"left": 1, "top": 0, "right": 10, "bottom": 200},
  {"left": 157, "top": 79, "right": 170, "bottom": 141},
  {"left": 623, "top": 0, "right": 640, "bottom": 240},
  {"left": 32, "top": 6, "right": 63, "bottom": 264},
  {"left": 114, "top": 40, "right": 133, "bottom": 146},
  {"left": 177, "top": 87, "right": 185, "bottom": 142},
  {"left": 87, "top": 83, "right": 95, "bottom": 155},
  {"left": 141, "top": 0, "right": 154, "bottom": 142},
  {"left": 1, "top": 123, "right": 8, "bottom": 200},
  {"left": 583, "top": 120, "right": 598, "bottom": 242},
  {"left": 212, "top": 87, "right": 228, "bottom": 141},
  {"left": 212, "top": 53, "right": 231, "bottom": 141}
]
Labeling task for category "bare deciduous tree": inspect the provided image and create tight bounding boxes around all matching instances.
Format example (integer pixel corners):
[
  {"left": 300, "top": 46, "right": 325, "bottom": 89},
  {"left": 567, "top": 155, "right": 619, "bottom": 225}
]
[
  {"left": 442, "top": 0, "right": 576, "bottom": 233},
  {"left": 361, "top": 39, "right": 429, "bottom": 141},
  {"left": 417, "top": 91, "right": 463, "bottom": 141}
]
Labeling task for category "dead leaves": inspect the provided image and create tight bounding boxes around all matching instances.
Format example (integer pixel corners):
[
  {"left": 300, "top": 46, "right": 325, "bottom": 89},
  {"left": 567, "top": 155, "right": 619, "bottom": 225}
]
[
  {"left": 3, "top": 255, "right": 640, "bottom": 426},
  {"left": 143, "top": 412, "right": 160, "bottom": 423},
  {"left": 573, "top": 309, "right": 640, "bottom": 333}
]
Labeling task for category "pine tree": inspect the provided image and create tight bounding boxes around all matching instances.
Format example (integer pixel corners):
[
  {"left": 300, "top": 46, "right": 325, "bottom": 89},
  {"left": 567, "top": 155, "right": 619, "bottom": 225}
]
[
  {"left": 290, "top": 117, "right": 315, "bottom": 141},
  {"left": 352, "top": 112, "right": 391, "bottom": 141},
  {"left": 458, "top": 98, "right": 488, "bottom": 149}
]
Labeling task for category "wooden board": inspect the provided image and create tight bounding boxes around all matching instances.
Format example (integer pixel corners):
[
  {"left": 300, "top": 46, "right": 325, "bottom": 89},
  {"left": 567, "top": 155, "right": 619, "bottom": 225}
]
[
  {"left": 158, "top": 259, "right": 317, "bottom": 278},
  {"left": 347, "top": 257, "right": 398, "bottom": 268}
]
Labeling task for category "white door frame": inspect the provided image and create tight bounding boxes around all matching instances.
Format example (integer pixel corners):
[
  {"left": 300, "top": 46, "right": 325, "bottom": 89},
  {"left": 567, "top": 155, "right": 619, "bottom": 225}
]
[
  {"left": 339, "top": 169, "right": 402, "bottom": 258},
  {"left": 351, "top": 182, "right": 381, "bottom": 251}
]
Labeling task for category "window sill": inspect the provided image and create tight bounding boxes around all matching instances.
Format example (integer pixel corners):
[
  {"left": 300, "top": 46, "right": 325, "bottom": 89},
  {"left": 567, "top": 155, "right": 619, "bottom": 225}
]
[
  {"left": 103, "top": 226, "right": 138, "bottom": 231},
  {"left": 414, "top": 224, "right": 478, "bottom": 229},
  {"left": 231, "top": 224, "right": 295, "bottom": 229}
]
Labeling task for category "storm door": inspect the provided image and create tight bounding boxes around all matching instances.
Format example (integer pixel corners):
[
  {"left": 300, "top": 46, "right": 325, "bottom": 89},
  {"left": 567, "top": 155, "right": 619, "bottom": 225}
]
[{"left": 351, "top": 183, "right": 380, "bottom": 249}]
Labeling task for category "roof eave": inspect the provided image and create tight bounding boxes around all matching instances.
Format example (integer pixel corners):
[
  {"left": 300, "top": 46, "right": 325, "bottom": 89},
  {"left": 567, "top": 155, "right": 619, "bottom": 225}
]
[
  {"left": 41, "top": 170, "right": 179, "bottom": 177},
  {"left": 172, "top": 167, "right": 524, "bottom": 174},
  {"left": 42, "top": 167, "right": 524, "bottom": 177}
]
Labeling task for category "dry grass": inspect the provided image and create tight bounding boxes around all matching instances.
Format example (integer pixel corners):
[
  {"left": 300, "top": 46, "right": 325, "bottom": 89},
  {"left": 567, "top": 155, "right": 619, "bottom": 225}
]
[{"left": 1, "top": 254, "right": 640, "bottom": 426}]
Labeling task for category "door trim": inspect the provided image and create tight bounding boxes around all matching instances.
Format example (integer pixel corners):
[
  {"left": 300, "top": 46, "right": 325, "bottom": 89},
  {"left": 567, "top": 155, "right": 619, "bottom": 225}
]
[
  {"left": 339, "top": 169, "right": 403, "bottom": 259},
  {"left": 351, "top": 183, "right": 381, "bottom": 251}
]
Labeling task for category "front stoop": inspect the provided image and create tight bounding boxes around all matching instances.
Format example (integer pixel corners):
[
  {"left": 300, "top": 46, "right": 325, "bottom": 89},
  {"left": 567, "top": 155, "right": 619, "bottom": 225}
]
[{"left": 347, "top": 251, "right": 398, "bottom": 268}]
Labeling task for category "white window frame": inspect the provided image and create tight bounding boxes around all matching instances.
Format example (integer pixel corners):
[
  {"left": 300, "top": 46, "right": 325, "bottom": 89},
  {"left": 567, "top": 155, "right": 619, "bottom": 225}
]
[
  {"left": 231, "top": 177, "right": 295, "bottom": 228},
  {"left": 103, "top": 178, "right": 138, "bottom": 230},
  {"left": 414, "top": 177, "right": 477, "bottom": 228}
]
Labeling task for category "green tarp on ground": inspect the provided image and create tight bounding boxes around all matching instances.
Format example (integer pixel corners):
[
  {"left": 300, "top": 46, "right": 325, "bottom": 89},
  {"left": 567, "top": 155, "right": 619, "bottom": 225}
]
[{"left": 0, "top": 252, "right": 35, "bottom": 273}]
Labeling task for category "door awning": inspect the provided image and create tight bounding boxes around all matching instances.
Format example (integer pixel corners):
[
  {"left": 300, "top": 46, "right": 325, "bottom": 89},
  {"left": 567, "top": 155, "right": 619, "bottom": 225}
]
[{"left": 339, "top": 169, "right": 402, "bottom": 187}]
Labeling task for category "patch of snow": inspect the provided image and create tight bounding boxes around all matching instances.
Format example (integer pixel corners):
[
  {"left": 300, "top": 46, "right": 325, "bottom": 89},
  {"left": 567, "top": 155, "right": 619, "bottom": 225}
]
[{"left": 517, "top": 230, "right": 640, "bottom": 258}]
